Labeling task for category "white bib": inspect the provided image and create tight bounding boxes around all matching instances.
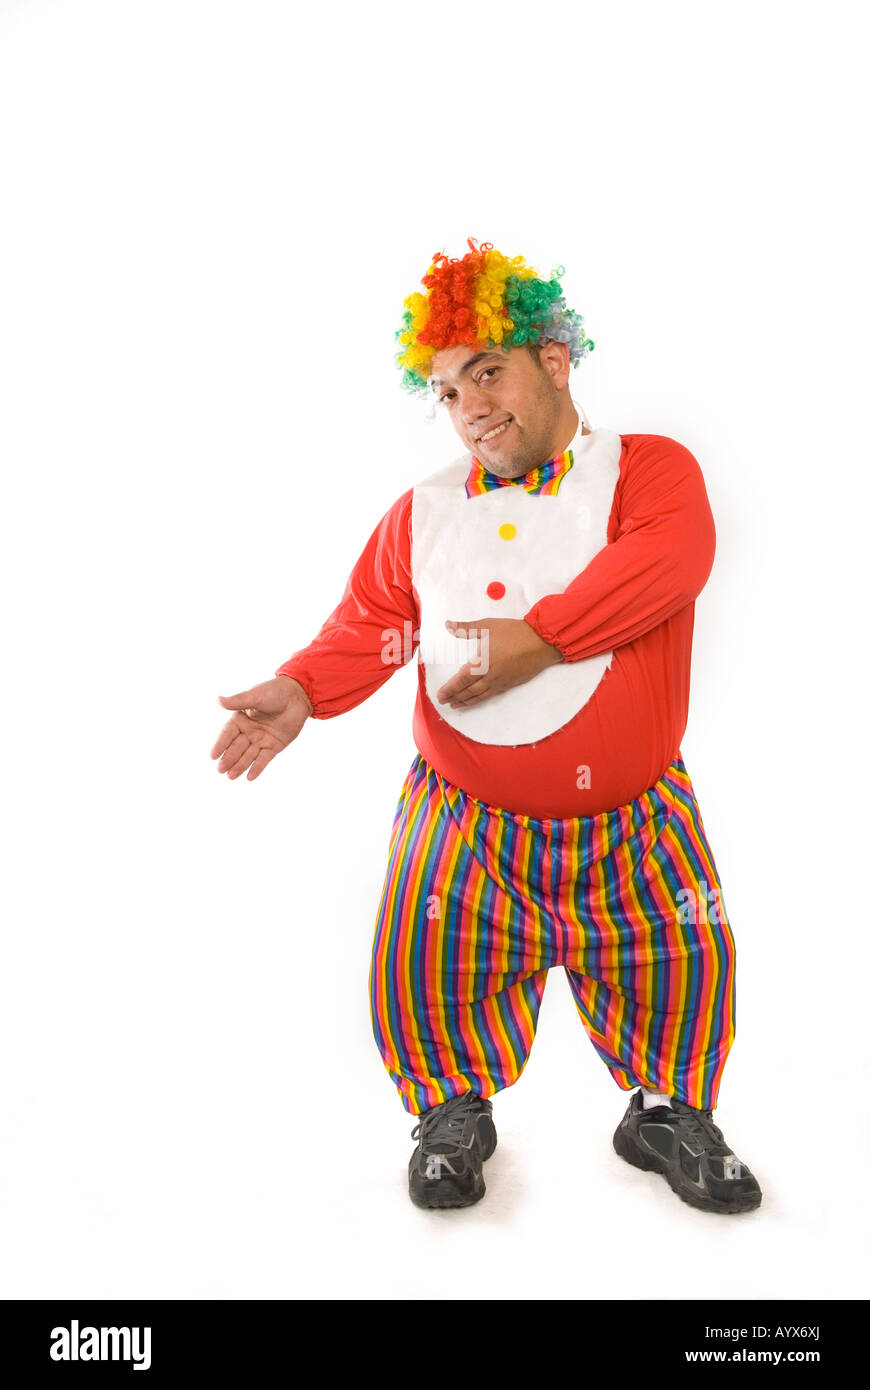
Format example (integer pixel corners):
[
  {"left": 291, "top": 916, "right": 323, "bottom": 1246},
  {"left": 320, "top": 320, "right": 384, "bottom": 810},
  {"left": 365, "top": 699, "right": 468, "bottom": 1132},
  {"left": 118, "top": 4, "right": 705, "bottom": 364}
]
[{"left": 412, "top": 427, "right": 622, "bottom": 746}]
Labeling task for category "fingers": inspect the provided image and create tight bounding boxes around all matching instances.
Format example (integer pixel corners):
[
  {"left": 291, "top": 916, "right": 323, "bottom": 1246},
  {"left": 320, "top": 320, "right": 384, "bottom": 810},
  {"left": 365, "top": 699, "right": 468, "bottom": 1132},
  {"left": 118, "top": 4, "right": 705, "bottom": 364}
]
[
  {"left": 437, "top": 619, "right": 488, "bottom": 704},
  {"left": 436, "top": 662, "right": 491, "bottom": 707},
  {"left": 213, "top": 727, "right": 253, "bottom": 777},
  {"left": 245, "top": 746, "right": 278, "bottom": 781},
  {"left": 213, "top": 718, "right": 283, "bottom": 779},
  {"left": 436, "top": 660, "right": 474, "bottom": 704},
  {"left": 210, "top": 715, "right": 245, "bottom": 760},
  {"left": 445, "top": 678, "right": 491, "bottom": 708}
]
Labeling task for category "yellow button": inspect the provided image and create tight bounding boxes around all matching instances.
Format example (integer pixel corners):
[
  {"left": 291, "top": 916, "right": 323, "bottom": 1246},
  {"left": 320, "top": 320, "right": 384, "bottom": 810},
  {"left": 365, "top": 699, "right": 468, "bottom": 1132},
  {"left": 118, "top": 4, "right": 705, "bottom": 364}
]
[{"left": 498, "top": 523, "right": 517, "bottom": 540}]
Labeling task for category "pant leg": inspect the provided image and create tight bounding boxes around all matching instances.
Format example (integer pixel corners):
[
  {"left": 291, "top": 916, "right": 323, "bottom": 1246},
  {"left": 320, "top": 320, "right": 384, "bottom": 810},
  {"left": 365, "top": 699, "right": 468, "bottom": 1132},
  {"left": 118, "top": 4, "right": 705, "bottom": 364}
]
[
  {"left": 369, "top": 753, "right": 550, "bottom": 1116},
  {"left": 562, "top": 756, "right": 736, "bottom": 1112}
]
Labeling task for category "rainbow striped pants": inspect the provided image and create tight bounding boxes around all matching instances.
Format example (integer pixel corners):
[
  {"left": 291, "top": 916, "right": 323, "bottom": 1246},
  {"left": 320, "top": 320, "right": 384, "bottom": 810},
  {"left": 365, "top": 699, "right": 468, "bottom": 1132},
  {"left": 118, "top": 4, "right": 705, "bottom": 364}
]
[{"left": 369, "top": 752, "right": 736, "bottom": 1116}]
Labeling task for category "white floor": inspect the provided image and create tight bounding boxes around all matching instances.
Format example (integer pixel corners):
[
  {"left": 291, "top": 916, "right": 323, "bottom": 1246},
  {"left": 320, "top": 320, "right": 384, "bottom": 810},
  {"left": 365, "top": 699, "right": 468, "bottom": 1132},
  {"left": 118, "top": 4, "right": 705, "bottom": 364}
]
[{"left": 2, "top": 900, "right": 864, "bottom": 1300}]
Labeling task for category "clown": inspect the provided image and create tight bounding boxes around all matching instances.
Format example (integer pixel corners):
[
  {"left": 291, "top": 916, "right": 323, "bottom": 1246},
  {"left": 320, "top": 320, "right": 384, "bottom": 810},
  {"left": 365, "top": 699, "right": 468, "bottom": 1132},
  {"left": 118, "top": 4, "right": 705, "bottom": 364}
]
[{"left": 211, "top": 238, "right": 762, "bottom": 1216}]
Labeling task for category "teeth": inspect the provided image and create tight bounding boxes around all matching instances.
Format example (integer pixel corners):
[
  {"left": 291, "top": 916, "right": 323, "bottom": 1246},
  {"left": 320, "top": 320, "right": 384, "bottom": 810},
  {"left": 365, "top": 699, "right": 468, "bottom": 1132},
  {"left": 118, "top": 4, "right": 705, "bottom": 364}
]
[{"left": 481, "top": 420, "right": 510, "bottom": 442}]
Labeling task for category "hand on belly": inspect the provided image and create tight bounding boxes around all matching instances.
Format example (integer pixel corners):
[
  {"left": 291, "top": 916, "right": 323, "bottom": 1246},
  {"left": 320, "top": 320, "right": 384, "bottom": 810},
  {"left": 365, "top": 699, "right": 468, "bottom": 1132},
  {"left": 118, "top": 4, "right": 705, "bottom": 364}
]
[{"left": 436, "top": 616, "right": 563, "bottom": 709}]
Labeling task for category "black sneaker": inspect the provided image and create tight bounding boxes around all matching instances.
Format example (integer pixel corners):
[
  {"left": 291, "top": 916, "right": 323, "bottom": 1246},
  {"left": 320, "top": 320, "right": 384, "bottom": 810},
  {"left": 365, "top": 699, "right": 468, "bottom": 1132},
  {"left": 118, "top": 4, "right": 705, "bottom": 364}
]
[
  {"left": 613, "top": 1089, "right": 762, "bottom": 1214},
  {"left": 408, "top": 1091, "right": 497, "bottom": 1209}
]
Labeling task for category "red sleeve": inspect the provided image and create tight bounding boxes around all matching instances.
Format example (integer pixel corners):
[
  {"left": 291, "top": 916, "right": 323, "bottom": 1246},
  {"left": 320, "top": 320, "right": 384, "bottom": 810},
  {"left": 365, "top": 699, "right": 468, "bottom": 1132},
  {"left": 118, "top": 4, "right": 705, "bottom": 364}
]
[
  {"left": 274, "top": 488, "right": 419, "bottom": 718},
  {"left": 523, "top": 434, "right": 716, "bottom": 662}
]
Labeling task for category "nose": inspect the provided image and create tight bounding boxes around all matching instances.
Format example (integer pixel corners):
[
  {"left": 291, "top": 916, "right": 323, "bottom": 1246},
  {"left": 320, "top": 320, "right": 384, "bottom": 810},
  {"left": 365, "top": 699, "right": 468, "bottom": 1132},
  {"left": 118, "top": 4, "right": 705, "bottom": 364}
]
[{"left": 460, "top": 382, "right": 492, "bottom": 429}]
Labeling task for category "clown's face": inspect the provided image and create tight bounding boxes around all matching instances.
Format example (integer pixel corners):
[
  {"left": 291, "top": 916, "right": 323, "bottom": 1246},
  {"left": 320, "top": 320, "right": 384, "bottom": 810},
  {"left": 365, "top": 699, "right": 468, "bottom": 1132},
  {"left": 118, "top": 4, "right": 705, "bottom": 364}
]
[{"left": 429, "top": 339, "right": 582, "bottom": 479}]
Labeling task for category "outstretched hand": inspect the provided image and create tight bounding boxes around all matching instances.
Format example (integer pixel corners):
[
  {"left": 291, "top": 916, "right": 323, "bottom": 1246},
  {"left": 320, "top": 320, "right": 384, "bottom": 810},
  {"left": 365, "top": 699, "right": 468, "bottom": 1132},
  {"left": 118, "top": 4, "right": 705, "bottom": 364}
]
[
  {"left": 436, "top": 617, "right": 563, "bottom": 709},
  {"left": 210, "top": 676, "right": 313, "bottom": 781}
]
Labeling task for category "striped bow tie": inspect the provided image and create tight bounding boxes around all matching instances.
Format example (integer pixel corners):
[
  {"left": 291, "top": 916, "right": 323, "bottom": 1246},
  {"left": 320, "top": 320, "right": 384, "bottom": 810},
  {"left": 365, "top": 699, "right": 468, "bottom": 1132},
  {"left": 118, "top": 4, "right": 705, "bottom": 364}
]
[{"left": 465, "top": 449, "right": 574, "bottom": 499}]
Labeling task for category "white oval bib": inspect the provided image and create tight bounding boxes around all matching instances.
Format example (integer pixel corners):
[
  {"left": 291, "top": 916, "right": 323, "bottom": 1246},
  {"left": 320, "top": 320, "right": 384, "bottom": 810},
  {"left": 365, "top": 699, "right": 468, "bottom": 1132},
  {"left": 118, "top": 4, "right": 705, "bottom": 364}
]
[{"left": 411, "top": 427, "right": 623, "bottom": 746}]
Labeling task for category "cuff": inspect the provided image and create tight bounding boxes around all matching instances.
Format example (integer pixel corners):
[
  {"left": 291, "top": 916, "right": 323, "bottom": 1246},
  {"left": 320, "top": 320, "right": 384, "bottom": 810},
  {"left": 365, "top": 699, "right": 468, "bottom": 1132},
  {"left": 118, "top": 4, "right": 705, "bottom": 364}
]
[
  {"left": 522, "top": 610, "right": 573, "bottom": 664},
  {"left": 275, "top": 667, "right": 317, "bottom": 717}
]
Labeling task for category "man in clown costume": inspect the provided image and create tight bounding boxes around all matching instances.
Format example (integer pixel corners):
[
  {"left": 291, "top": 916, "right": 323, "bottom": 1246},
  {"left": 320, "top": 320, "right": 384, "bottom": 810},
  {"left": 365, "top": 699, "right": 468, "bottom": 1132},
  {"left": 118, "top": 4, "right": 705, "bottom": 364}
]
[{"left": 210, "top": 238, "right": 762, "bottom": 1215}]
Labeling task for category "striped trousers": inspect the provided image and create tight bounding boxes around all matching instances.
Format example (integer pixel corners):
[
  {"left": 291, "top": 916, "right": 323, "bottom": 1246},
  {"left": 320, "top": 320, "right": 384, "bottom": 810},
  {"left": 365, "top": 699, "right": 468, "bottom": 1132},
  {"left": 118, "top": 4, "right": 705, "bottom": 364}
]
[{"left": 369, "top": 752, "right": 736, "bottom": 1116}]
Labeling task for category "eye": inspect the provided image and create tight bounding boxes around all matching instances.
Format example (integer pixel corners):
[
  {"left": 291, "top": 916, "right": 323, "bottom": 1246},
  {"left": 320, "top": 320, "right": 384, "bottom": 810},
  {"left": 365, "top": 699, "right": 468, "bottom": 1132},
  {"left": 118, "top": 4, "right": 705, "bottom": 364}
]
[{"left": 438, "top": 366, "right": 499, "bottom": 405}]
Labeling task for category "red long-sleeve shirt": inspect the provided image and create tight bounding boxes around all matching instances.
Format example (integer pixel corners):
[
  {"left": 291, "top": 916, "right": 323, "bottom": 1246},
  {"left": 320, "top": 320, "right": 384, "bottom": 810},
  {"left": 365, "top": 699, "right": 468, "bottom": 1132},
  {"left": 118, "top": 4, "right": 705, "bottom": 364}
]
[{"left": 275, "top": 432, "right": 715, "bottom": 817}]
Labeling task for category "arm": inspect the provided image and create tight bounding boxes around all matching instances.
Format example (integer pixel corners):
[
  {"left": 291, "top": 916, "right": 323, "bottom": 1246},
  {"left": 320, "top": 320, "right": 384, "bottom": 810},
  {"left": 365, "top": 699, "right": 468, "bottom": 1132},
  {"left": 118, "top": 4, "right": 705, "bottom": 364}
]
[
  {"left": 274, "top": 488, "right": 419, "bottom": 717},
  {"left": 523, "top": 435, "right": 716, "bottom": 662}
]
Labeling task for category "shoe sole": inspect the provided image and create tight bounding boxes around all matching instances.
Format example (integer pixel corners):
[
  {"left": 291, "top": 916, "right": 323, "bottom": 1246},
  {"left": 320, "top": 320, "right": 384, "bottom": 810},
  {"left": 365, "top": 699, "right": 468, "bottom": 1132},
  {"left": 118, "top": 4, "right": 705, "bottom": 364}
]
[
  {"left": 409, "top": 1173, "right": 486, "bottom": 1209},
  {"left": 409, "top": 1121, "right": 497, "bottom": 1210},
  {"left": 613, "top": 1125, "right": 762, "bottom": 1215}
]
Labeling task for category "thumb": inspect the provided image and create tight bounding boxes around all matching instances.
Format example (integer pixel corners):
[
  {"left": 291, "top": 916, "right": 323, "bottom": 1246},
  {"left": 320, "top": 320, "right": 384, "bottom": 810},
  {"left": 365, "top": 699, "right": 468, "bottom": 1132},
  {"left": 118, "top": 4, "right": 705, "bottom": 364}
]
[
  {"left": 445, "top": 618, "right": 486, "bottom": 639},
  {"left": 218, "top": 688, "right": 264, "bottom": 710}
]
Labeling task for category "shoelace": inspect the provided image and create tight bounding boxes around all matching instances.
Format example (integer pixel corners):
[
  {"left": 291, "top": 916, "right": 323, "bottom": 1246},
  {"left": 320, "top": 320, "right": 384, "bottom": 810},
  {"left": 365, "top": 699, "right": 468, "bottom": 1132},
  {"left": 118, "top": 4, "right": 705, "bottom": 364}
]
[
  {"left": 411, "top": 1093, "right": 486, "bottom": 1154},
  {"left": 665, "top": 1101, "right": 728, "bottom": 1151}
]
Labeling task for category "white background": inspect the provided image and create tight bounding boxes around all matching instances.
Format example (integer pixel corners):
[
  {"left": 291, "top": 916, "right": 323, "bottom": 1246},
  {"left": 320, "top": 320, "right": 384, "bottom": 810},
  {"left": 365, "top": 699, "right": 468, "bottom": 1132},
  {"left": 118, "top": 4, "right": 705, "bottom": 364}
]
[{"left": 1, "top": 0, "right": 867, "bottom": 1300}]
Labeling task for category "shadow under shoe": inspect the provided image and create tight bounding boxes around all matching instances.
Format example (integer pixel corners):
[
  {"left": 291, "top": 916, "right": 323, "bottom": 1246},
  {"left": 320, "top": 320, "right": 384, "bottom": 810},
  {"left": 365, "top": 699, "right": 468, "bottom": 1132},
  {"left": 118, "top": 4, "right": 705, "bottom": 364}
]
[
  {"left": 408, "top": 1091, "right": 497, "bottom": 1209},
  {"left": 613, "top": 1089, "right": 762, "bottom": 1214}
]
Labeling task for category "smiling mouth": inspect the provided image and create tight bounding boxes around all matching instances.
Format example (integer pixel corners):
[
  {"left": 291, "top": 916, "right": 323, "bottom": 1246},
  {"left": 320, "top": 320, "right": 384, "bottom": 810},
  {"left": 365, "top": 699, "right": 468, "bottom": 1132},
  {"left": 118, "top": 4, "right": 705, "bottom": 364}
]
[{"left": 478, "top": 418, "right": 512, "bottom": 443}]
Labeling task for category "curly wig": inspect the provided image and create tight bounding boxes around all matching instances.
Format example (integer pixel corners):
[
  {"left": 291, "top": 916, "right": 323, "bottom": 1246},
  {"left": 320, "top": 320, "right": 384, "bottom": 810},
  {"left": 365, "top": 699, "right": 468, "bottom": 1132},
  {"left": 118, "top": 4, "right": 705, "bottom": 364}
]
[{"left": 395, "top": 237, "right": 595, "bottom": 395}]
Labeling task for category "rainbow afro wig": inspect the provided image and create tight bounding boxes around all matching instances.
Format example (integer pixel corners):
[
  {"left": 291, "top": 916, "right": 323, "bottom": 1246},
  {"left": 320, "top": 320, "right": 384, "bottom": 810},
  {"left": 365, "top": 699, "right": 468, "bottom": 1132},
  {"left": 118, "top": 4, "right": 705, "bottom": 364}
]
[{"left": 395, "top": 237, "right": 595, "bottom": 396}]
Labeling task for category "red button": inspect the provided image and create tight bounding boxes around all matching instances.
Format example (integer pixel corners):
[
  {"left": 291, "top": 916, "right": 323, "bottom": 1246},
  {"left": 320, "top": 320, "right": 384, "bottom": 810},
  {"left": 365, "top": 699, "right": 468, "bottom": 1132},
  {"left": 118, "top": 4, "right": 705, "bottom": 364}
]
[{"left": 486, "top": 581, "right": 506, "bottom": 600}]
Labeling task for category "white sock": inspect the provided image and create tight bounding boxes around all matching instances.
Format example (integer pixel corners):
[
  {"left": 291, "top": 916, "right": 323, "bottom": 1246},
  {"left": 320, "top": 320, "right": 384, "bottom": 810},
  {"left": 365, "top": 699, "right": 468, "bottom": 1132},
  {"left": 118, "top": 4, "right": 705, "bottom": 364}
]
[{"left": 641, "top": 1086, "right": 673, "bottom": 1110}]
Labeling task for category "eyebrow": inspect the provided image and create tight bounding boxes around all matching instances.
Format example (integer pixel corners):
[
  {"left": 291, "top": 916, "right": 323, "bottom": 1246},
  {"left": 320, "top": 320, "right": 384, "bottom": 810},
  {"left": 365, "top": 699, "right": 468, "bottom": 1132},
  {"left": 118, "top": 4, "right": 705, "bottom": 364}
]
[{"left": 429, "top": 351, "right": 504, "bottom": 390}]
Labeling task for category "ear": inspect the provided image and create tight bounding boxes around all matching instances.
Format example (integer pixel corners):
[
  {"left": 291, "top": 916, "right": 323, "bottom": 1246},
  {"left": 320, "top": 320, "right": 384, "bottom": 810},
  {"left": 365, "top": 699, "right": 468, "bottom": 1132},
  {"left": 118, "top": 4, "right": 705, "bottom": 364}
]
[{"left": 538, "top": 339, "right": 571, "bottom": 388}]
